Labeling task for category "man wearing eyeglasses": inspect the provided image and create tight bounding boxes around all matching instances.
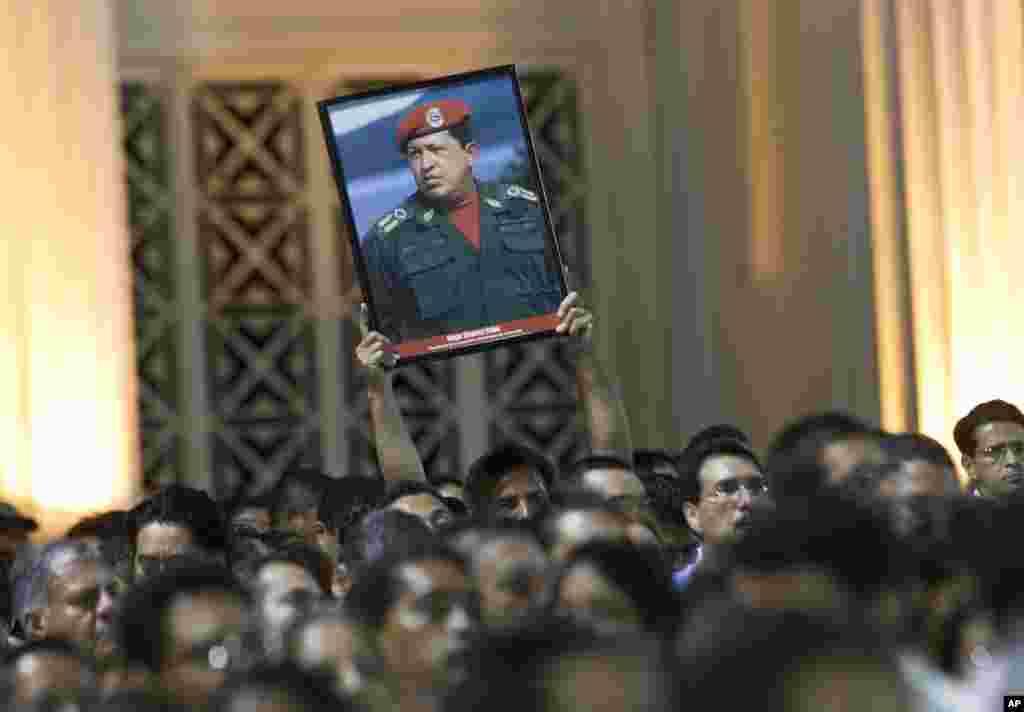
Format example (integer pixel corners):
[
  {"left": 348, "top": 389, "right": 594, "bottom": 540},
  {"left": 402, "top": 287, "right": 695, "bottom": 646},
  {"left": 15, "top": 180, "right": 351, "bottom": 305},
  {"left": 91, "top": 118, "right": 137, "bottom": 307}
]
[
  {"left": 677, "top": 438, "right": 769, "bottom": 588},
  {"left": 954, "top": 400, "right": 1024, "bottom": 498}
]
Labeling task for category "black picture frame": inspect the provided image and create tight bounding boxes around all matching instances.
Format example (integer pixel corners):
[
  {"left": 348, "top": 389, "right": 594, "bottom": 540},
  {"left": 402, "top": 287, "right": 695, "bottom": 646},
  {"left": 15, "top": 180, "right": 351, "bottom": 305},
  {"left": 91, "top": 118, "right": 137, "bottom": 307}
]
[{"left": 317, "top": 65, "right": 569, "bottom": 365}]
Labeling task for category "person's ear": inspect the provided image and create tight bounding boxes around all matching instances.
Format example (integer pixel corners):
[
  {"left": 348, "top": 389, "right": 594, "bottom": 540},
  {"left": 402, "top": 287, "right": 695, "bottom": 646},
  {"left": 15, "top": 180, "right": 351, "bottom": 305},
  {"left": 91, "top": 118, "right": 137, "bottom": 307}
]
[
  {"left": 683, "top": 501, "right": 702, "bottom": 537},
  {"left": 468, "top": 142, "right": 480, "bottom": 162}
]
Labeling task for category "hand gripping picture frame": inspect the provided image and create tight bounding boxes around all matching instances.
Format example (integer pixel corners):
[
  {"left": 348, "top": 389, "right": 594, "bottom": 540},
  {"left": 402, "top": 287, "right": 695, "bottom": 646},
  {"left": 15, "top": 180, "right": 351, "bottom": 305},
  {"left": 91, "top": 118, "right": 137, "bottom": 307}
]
[{"left": 318, "top": 65, "right": 569, "bottom": 365}]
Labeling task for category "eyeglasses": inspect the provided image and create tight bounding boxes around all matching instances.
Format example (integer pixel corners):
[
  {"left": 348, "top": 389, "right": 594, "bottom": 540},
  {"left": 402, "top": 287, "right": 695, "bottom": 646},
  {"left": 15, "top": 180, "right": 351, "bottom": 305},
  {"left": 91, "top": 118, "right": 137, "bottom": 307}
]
[
  {"left": 706, "top": 476, "right": 769, "bottom": 499},
  {"left": 977, "top": 441, "right": 1024, "bottom": 463}
]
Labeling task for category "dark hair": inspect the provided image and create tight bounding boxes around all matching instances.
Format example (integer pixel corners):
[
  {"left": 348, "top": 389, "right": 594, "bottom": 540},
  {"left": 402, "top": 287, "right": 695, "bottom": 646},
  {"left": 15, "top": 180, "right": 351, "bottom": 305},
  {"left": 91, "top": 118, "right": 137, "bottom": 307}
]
[
  {"left": 272, "top": 468, "right": 333, "bottom": 521},
  {"left": 883, "top": 433, "right": 956, "bottom": 469},
  {"left": 133, "top": 485, "right": 227, "bottom": 553},
  {"left": 66, "top": 510, "right": 135, "bottom": 569},
  {"left": 117, "top": 565, "right": 247, "bottom": 671},
  {"left": 764, "top": 412, "right": 878, "bottom": 499},
  {"left": 683, "top": 424, "right": 751, "bottom": 453},
  {"left": 730, "top": 491, "right": 908, "bottom": 603},
  {"left": 681, "top": 609, "right": 906, "bottom": 712},
  {"left": 318, "top": 475, "right": 385, "bottom": 535},
  {"left": 677, "top": 437, "right": 762, "bottom": 502},
  {"left": 345, "top": 544, "right": 468, "bottom": 632},
  {"left": 212, "top": 663, "right": 354, "bottom": 712},
  {"left": 563, "top": 454, "right": 635, "bottom": 487},
  {"left": 341, "top": 509, "right": 435, "bottom": 575},
  {"left": 633, "top": 449, "right": 682, "bottom": 479},
  {"left": 553, "top": 541, "right": 679, "bottom": 634},
  {"left": 954, "top": 400, "right": 1024, "bottom": 456},
  {"left": 252, "top": 544, "right": 333, "bottom": 596},
  {"left": 466, "top": 444, "right": 556, "bottom": 515},
  {"left": 634, "top": 472, "right": 688, "bottom": 530}
]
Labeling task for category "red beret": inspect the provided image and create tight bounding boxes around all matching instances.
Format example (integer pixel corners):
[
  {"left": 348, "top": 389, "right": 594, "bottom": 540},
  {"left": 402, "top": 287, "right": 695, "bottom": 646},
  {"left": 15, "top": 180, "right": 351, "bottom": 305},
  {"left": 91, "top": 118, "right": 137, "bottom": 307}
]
[{"left": 396, "top": 99, "right": 471, "bottom": 151}]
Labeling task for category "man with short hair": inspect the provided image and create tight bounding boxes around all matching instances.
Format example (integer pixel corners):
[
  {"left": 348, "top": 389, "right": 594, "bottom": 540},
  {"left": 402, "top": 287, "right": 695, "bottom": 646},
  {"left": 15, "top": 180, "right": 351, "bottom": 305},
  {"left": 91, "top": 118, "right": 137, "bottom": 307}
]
[
  {"left": 132, "top": 485, "right": 227, "bottom": 581},
  {"left": 117, "top": 565, "right": 252, "bottom": 707},
  {"left": 250, "top": 546, "right": 331, "bottom": 661},
  {"left": 362, "top": 98, "right": 562, "bottom": 342},
  {"left": 345, "top": 544, "right": 480, "bottom": 711},
  {"left": 20, "top": 539, "right": 118, "bottom": 659},
  {"left": 879, "top": 433, "right": 960, "bottom": 499},
  {"left": 954, "top": 399, "right": 1024, "bottom": 498},
  {"left": 466, "top": 444, "right": 556, "bottom": 523},
  {"left": 565, "top": 453, "right": 646, "bottom": 501},
  {"left": 678, "top": 438, "right": 769, "bottom": 586}
]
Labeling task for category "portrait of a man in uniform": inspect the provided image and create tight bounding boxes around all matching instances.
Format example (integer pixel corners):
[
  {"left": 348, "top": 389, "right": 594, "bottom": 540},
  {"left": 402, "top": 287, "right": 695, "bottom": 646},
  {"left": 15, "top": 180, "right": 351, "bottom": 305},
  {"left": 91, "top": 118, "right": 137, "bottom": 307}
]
[{"left": 359, "top": 97, "right": 563, "bottom": 344}]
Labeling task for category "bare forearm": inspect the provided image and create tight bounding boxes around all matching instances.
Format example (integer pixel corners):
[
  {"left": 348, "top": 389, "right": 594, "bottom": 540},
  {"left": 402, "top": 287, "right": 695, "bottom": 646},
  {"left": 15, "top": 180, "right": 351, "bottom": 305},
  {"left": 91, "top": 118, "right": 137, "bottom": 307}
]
[
  {"left": 576, "top": 345, "right": 634, "bottom": 465},
  {"left": 367, "top": 372, "right": 427, "bottom": 483}
]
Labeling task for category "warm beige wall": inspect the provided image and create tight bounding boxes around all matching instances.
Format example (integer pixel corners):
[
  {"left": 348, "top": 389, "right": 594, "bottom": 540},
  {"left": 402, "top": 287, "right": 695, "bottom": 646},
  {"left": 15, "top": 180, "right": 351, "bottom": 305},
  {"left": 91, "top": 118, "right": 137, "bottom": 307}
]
[
  {"left": 116, "top": 0, "right": 885, "bottom": 454},
  {"left": 668, "top": 0, "right": 882, "bottom": 448}
]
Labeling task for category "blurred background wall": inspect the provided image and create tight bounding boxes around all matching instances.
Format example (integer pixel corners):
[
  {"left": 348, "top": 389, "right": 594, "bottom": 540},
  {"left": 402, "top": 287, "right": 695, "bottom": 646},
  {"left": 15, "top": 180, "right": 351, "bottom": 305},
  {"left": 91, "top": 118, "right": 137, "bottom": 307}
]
[{"left": 4, "top": 0, "right": 1022, "bottom": 526}]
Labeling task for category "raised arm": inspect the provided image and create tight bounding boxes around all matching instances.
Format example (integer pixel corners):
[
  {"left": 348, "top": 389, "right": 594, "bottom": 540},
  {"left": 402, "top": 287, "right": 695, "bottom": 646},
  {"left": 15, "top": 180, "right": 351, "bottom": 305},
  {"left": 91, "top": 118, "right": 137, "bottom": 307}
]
[
  {"left": 355, "top": 306, "right": 428, "bottom": 483},
  {"left": 558, "top": 292, "right": 634, "bottom": 467}
]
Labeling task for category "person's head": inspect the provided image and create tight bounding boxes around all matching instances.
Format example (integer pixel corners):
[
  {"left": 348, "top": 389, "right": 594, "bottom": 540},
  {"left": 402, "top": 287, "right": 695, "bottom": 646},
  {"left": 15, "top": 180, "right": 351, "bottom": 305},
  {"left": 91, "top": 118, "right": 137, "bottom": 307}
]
[
  {"left": 227, "top": 496, "right": 273, "bottom": 535},
  {"left": 288, "top": 607, "right": 369, "bottom": 697},
  {"left": 212, "top": 663, "right": 354, "bottom": 712},
  {"left": 566, "top": 454, "right": 646, "bottom": 501},
  {"left": 345, "top": 544, "right": 479, "bottom": 693},
  {"left": 340, "top": 509, "right": 436, "bottom": 595},
  {"left": 66, "top": 510, "right": 135, "bottom": 610},
  {"left": 272, "top": 469, "right": 332, "bottom": 551},
  {"left": 633, "top": 448, "right": 683, "bottom": 480},
  {"left": 6, "top": 638, "right": 96, "bottom": 707},
  {"left": 553, "top": 541, "right": 678, "bottom": 636},
  {"left": 683, "top": 424, "right": 752, "bottom": 454},
  {"left": 466, "top": 444, "right": 555, "bottom": 523},
  {"left": 729, "top": 492, "right": 911, "bottom": 626},
  {"left": 681, "top": 609, "right": 910, "bottom": 712},
  {"left": 879, "top": 433, "right": 960, "bottom": 499},
  {"left": 117, "top": 565, "right": 252, "bottom": 707},
  {"left": 680, "top": 437, "right": 767, "bottom": 547},
  {"left": 133, "top": 485, "right": 227, "bottom": 581},
  {"left": 397, "top": 99, "right": 477, "bottom": 205},
  {"left": 633, "top": 472, "right": 694, "bottom": 556},
  {"left": 21, "top": 538, "right": 118, "bottom": 658},
  {"left": 955, "top": 400, "right": 1024, "bottom": 498},
  {"left": 319, "top": 476, "right": 385, "bottom": 595},
  {"left": 382, "top": 481, "right": 453, "bottom": 531},
  {"left": 766, "top": 412, "right": 885, "bottom": 494},
  {"left": 251, "top": 546, "right": 332, "bottom": 660},
  {"left": 540, "top": 494, "right": 633, "bottom": 562},
  {"left": 464, "top": 524, "right": 548, "bottom": 628}
]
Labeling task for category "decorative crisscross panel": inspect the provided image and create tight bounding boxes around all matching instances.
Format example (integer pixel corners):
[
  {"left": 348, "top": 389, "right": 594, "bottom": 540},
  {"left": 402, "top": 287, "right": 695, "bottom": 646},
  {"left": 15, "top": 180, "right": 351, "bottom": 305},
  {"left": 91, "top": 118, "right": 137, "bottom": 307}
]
[
  {"left": 486, "top": 70, "right": 589, "bottom": 472},
  {"left": 194, "top": 82, "right": 321, "bottom": 498},
  {"left": 123, "top": 83, "right": 182, "bottom": 489},
  {"left": 334, "top": 78, "right": 462, "bottom": 482}
]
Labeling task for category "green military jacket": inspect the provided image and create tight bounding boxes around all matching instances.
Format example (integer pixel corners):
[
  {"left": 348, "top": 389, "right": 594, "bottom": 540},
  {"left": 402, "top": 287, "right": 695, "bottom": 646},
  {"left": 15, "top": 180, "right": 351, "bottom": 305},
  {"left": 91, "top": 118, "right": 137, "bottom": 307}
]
[{"left": 361, "top": 181, "right": 563, "bottom": 342}]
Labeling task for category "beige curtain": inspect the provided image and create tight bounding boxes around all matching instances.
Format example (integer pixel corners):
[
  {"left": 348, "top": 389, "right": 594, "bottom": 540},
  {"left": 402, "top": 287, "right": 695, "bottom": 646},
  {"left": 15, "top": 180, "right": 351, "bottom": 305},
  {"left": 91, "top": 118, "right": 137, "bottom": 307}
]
[
  {"left": 864, "top": 0, "right": 1024, "bottom": 463},
  {"left": 0, "top": 1, "right": 140, "bottom": 535}
]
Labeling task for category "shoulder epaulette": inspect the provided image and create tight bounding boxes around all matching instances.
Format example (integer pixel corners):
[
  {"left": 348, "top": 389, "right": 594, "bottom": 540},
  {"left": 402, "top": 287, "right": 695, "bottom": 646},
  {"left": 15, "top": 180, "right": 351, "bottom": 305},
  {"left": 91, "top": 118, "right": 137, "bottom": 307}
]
[
  {"left": 375, "top": 206, "right": 411, "bottom": 235},
  {"left": 504, "top": 184, "right": 539, "bottom": 203}
]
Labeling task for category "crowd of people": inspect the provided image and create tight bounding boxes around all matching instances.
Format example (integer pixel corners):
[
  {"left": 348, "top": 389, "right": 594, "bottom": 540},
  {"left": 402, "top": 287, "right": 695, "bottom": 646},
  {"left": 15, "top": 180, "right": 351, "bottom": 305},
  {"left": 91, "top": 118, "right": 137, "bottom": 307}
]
[{"left": 4, "top": 292, "right": 1024, "bottom": 711}]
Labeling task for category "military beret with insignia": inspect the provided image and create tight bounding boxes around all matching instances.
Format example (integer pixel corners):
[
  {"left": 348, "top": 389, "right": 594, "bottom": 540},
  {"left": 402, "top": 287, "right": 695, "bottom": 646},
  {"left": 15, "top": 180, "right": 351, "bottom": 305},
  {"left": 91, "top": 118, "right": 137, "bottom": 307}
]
[{"left": 396, "top": 99, "right": 471, "bottom": 151}]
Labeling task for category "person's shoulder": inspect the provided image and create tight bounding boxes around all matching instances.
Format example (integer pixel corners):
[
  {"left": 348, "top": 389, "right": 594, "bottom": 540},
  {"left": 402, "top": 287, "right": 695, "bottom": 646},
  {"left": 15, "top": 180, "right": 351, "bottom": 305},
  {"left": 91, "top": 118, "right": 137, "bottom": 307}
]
[
  {"left": 480, "top": 181, "right": 541, "bottom": 208},
  {"left": 366, "top": 195, "right": 420, "bottom": 240}
]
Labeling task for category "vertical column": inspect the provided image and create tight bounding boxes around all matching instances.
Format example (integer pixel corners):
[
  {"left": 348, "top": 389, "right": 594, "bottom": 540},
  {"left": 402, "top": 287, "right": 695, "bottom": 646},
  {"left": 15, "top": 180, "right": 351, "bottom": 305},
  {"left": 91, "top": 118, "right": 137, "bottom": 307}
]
[{"left": 0, "top": 0, "right": 140, "bottom": 535}]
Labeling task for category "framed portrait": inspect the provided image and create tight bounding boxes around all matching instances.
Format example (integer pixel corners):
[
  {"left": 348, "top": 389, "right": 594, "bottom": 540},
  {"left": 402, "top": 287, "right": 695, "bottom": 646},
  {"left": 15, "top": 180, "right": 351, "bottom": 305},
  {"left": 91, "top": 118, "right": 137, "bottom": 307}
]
[{"left": 318, "top": 65, "right": 569, "bottom": 364}]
